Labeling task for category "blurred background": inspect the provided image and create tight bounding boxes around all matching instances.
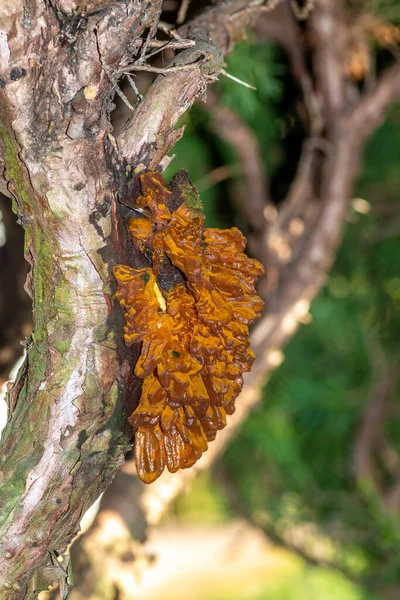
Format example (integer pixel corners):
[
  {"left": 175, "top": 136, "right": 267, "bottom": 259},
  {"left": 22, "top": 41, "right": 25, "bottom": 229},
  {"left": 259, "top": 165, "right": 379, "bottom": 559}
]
[{"left": 2, "top": 0, "right": 400, "bottom": 598}]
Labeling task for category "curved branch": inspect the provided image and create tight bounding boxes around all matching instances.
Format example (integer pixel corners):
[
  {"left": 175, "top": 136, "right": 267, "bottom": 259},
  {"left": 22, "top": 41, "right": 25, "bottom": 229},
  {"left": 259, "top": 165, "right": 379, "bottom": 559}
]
[
  {"left": 348, "top": 61, "right": 400, "bottom": 141},
  {"left": 205, "top": 90, "right": 272, "bottom": 234}
]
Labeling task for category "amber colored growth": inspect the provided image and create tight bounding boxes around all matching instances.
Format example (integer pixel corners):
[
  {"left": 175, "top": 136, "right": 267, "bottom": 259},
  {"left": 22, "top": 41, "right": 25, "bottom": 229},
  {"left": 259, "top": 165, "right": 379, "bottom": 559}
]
[{"left": 114, "top": 171, "right": 264, "bottom": 483}]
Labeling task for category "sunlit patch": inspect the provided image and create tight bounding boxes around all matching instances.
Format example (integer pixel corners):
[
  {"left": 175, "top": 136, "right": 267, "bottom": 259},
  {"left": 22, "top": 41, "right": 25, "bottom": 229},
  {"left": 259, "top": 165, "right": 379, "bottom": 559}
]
[{"left": 153, "top": 281, "right": 166, "bottom": 312}]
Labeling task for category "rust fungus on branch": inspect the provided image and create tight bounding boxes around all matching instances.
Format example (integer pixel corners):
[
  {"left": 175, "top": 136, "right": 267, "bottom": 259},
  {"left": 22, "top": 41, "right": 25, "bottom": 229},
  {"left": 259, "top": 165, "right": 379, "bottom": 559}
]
[{"left": 114, "top": 171, "right": 264, "bottom": 483}]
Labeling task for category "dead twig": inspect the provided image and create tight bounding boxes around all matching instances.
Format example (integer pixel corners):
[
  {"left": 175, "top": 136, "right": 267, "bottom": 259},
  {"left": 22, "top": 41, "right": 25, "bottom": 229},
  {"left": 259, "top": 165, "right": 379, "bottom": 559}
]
[
  {"left": 131, "top": 38, "right": 196, "bottom": 50},
  {"left": 136, "top": 0, "right": 163, "bottom": 63},
  {"left": 177, "top": 0, "right": 190, "bottom": 25},
  {"left": 230, "top": 0, "right": 285, "bottom": 19},
  {"left": 122, "top": 52, "right": 210, "bottom": 74},
  {"left": 195, "top": 164, "right": 242, "bottom": 191}
]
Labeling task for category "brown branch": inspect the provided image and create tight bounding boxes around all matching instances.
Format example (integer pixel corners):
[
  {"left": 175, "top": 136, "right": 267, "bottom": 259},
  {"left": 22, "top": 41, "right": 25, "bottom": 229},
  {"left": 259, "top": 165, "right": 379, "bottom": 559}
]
[
  {"left": 130, "top": 38, "right": 196, "bottom": 51},
  {"left": 195, "top": 164, "right": 242, "bottom": 190},
  {"left": 254, "top": 3, "right": 307, "bottom": 85},
  {"left": 309, "top": 0, "right": 348, "bottom": 119},
  {"left": 116, "top": 37, "right": 224, "bottom": 170},
  {"left": 215, "top": 463, "right": 357, "bottom": 582},
  {"left": 353, "top": 364, "right": 400, "bottom": 489},
  {"left": 348, "top": 60, "right": 400, "bottom": 141},
  {"left": 205, "top": 90, "right": 272, "bottom": 241},
  {"left": 352, "top": 362, "right": 400, "bottom": 515},
  {"left": 123, "top": 54, "right": 211, "bottom": 74},
  {"left": 255, "top": 6, "right": 324, "bottom": 137},
  {"left": 177, "top": 0, "right": 191, "bottom": 25},
  {"left": 136, "top": 0, "right": 163, "bottom": 64},
  {"left": 384, "top": 473, "right": 400, "bottom": 514}
]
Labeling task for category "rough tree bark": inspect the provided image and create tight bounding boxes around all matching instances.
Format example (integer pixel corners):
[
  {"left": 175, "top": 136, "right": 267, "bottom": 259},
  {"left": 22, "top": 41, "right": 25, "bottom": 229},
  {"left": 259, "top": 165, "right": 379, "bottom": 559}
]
[{"left": 0, "top": 0, "right": 272, "bottom": 597}]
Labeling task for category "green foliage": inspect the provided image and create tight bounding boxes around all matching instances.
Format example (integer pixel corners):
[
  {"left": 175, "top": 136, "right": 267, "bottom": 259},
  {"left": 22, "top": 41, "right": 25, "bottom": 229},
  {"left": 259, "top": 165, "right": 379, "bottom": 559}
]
[
  {"left": 173, "top": 471, "right": 231, "bottom": 524},
  {"left": 219, "top": 40, "right": 285, "bottom": 158},
  {"left": 372, "top": 0, "right": 400, "bottom": 23}
]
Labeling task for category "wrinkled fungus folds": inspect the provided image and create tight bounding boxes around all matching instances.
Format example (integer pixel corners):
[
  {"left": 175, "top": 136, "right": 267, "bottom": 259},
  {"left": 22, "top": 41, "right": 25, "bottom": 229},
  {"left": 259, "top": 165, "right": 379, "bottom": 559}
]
[{"left": 114, "top": 171, "right": 264, "bottom": 484}]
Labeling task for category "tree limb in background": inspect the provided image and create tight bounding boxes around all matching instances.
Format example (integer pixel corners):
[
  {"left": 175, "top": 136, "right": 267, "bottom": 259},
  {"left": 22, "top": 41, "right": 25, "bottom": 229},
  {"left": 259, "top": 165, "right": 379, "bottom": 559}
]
[
  {"left": 353, "top": 363, "right": 400, "bottom": 512},
  {"left": 214, "top": 462, "right": 358, "bottom": 583},
  {"left": 205, "top": 88, "right": 272, "bottom": 254}
]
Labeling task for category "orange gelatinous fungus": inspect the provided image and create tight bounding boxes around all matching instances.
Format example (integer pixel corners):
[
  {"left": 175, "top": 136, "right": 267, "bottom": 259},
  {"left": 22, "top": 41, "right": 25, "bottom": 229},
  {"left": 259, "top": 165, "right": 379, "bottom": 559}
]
[{"left": 113, "top": 170, "right": 264, "bottom": 484}]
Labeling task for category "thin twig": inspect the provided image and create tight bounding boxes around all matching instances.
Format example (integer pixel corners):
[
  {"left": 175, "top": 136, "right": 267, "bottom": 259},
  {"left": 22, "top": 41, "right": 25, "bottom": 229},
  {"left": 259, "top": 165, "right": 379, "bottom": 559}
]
[
  {"left": 131, "top": 38, "right": 195, "bottom": 50},
  {"left": 123, "top": 53, "right": 210, "bottom": 74},
  {"left": 205, "top": 89, "right": 272, "bottom": 238},
  {"left": 137, "top": 0, "right": 163, "bottom": 63},
  {"left": 221, "top": 69, "right": 257, "bottom": 90},
  {"left": 230, "top": 0, "right": 285, "bottom": 19},
  {"left": 177, "top": 0, "right": 190, "bottom": 25},
  {"left": 105, "top": 66, "right": 136, "bottom": 111},
  {"left": 158, "top": 21, "right": 188, "bottom": 41},
  {"left": 135, "top": 39, "right": 195, "bottom": 62},
  {"left": 126, "top": 74, "right": 142, "bottom": 102},
  {"left": 112, "top": 84, "right": 135, "bottom": 111},
  {"left": 195, "top": 164, "right": 242, "bottom": 192}
]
